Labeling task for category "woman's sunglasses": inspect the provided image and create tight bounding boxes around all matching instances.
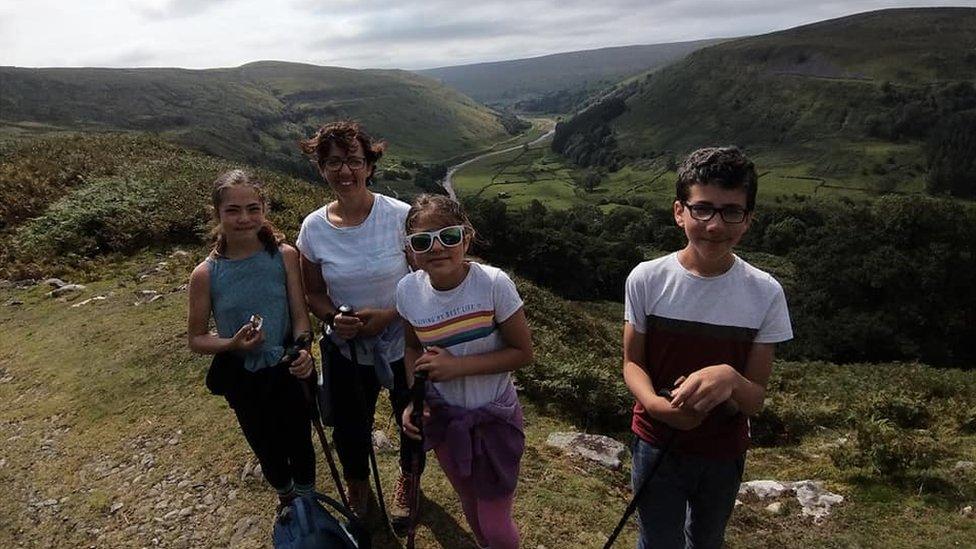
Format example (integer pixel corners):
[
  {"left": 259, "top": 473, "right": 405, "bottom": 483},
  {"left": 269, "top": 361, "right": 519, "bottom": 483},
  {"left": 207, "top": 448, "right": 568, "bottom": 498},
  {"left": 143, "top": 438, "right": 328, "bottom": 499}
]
[{"left": 406, "top": 225, "right": 465, "bottom": 253}]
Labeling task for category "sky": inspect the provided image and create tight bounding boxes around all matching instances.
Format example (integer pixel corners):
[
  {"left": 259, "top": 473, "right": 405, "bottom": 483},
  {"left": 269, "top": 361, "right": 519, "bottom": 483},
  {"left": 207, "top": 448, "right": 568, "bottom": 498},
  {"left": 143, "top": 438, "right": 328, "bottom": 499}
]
[{"left": 0, "top": 1, "right": 972, "bottom": 70}]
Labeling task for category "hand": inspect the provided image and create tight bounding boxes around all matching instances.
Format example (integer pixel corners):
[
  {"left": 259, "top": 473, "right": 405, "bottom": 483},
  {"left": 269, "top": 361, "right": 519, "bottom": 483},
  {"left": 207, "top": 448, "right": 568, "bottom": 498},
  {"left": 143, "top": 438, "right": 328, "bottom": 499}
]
[
  {"left": 414, "top": 346, "right": 460, "bottom": 382},
  {"left": 669, "top": 365, "right": 740, "bottom": 414},
  {"left": 287, "top": 349, "right": 314, "bottom": 379},
  {"left": 663, "top": 405, "right": 708, "bottom": 431},
  {"left": 356, "top": 308, "right": 396, "bottom": 338},
  {"left": 332, "top": 311, "right": 363, "bottom": 340},
  {"left": 401, "top": 401, "right": 431, "bottom": 441},
  {"left": 231, "top": 322, "right": 265, "bottom": 352}
]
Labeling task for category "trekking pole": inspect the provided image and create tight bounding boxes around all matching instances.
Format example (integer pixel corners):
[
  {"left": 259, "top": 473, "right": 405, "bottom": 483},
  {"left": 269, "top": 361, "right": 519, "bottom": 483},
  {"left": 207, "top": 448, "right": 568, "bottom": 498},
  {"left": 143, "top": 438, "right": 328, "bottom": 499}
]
[
  {"left": 603, "top": 388, "right": 677, "bottom": 549},
  {"left": 405, "top": 370, "right": 428, "bottom": 549},
  {"left": 277, "top": 334, "right": 349, "bottom": 508},
  {"left": 337, "top": 304, "right": 392, "bottom": 528},
  {"left": 604, "top": 389, "right": 741, "bottom": 548}
]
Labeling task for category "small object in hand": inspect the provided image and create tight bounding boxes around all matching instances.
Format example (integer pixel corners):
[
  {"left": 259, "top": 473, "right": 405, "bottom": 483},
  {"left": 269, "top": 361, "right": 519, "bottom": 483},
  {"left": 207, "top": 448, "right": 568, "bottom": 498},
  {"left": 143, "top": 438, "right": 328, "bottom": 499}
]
[{"left": 249, "top": 314, "right": 263, "bottom": 332}]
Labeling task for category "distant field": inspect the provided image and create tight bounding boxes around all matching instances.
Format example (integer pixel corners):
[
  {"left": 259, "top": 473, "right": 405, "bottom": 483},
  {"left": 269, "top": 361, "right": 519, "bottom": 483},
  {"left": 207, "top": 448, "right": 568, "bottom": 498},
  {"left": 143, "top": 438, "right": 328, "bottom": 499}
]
[{"left": 451, "top": 139, "right": 929, "bottom": 211}]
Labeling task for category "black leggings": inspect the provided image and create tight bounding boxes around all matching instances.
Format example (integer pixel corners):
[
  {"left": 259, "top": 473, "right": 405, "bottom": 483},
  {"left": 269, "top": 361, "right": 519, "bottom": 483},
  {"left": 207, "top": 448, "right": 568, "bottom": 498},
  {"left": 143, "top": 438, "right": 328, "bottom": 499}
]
[
  {"left": 324, "top": 341, "right": 426, "bottom": 481},
  {"left": 226, "top": 364, "right": 315, "bottom": 493}
]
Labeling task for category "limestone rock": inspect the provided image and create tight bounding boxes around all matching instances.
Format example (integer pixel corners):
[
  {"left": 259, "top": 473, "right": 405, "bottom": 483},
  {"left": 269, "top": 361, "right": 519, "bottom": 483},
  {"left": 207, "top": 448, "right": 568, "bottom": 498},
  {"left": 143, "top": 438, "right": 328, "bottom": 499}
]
[
  {"left": 44, "top": 278, "right": 67, "bottom": 288},
  {"left": 954, "top": 461, "right": 975, "bottom": 472},
  {"left": 793, "top": 480, "right": 844, "bottom": 524},
  {"left": 739, "top": 480, "right": 789, "bottom": 499},
  {"left": 765, "top": 501, "right": 785, "bottom": 515},
  {"left": 48, "top": 284, "right": 85, "bottom": 298},
  {"left": 71, "top": 295, "right": 107, "bottom": 308},
  {"left": 372, "top": 430, "right": 395, "bottom": 453},
  {"left": 545, "top": 432, "right": 626, "bottom": 470}
]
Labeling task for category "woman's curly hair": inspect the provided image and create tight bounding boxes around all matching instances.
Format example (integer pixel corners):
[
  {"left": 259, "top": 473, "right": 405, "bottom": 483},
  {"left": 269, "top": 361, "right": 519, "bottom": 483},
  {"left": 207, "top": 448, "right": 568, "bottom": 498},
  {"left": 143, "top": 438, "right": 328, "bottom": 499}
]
[{"left": 298, "top": 120, "right": 386, "bottom": 178}]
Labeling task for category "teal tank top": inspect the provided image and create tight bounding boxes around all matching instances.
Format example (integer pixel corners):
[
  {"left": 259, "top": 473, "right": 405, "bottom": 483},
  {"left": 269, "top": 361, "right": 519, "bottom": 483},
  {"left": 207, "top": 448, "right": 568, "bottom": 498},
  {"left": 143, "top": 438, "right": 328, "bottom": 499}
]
[{"left": 207, "top": 249, "right": 292, "bottom": 372}]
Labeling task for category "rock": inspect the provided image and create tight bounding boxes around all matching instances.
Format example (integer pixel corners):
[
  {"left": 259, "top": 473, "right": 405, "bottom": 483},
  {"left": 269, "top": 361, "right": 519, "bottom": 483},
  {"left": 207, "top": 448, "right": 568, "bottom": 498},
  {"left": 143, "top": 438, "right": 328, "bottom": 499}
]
[
  {"left": 134, "top": 290, "right": 163, "bottom": 305},
  {"left": 793, "top": 480, "right": 844, "bottom": 524},
  {"left": 38, "top": 498, "right": 59, "bottom": 507},
  {"left": 44, "top": 278, "right": 67, "bottom": 288},
  {"left": 740, "top": 479, "right": 843, "bottom": 524},
  {"left": 545, "top": 432, "right": 627, "bottom": 470},
  {"left": 372, "top": 430, "right": 395, "bottom": 453},
  {"left": 962, "top": 505, "right": 973, "bottom": 518},
  {"left": 171, "top": 284, "right": 188, "bottom": 293},
  {"left": 71, "top": 295, "right": 107, "bottom": 308},
  {"left": 252, "top": 464, "right": 262, "bottom": 479},
  {"left": 734, "top": 499, "right": 742, "bottom": 508},
  {"left": 171, "top": 250, "right": 190, "bottom": 258},
  {"left": 110, "top": 502, "right": 124, "bottom": 514},
  {"left": 0, "top": 458, "right": 6, "bottom": 468},
  {"left": 954, "top": 461, "right": 975, "bottom": 472},
  {"left": 739, "top": 480, "right": 789, "bottom": 499},
  {"left": 240, "top": 459, "right": 253, "bottom": 481},
  {"left": 48, "top": 284, "right": 86, "bottom": 298},
  {"left": 203, "top": 493, "right": 215, "bottom": 506},
  {"left": 168, "top": 437, "right": 180, "bottom": 446},
  {"left": 163, "top": 509, "right": 179, "bottom": 521},
  {"left": 6, "top": 299, "right": 24, "bottom": 306},
  {"left": 765, "top": 502, "right": 785, "bottom": 515},
  {"left": 230, "top": 516, "right": 261, "bottom": 546},
  {"left": 14, "top": 279, "right": 38, "bottom": 289},
  {"left": 179, "top": 506, "right": 193, "bottom": 517},
  {"left": 176, "top": 480, "right": 190, "bottom": 489}
]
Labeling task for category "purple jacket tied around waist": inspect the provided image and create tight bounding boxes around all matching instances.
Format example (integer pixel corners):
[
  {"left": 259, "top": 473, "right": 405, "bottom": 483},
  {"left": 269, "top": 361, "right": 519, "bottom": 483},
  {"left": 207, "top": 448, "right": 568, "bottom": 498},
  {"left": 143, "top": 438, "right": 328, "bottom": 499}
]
[{"left": 423, "top": 382, "right": 524, "bottom": 499}]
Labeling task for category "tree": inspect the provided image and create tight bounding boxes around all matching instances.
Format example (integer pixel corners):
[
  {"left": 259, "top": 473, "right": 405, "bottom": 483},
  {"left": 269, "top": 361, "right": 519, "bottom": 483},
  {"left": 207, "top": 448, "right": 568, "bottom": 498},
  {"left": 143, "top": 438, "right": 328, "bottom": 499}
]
[{"left": 926, "top": 110, "right": 976, "bottom": 198}]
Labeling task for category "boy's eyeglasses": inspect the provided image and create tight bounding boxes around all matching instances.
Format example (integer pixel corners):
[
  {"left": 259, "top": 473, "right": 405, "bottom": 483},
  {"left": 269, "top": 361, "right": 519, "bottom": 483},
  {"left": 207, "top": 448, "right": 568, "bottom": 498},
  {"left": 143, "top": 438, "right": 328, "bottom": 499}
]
[
  {"left": 322, "top": 157, "right": 366, "bottom": 172},
  {"left": 682, "top": 201, "right": 749, "bottom": 224},
  {"left": 406, "top": 225, "right": 465, "bottom": 253}
]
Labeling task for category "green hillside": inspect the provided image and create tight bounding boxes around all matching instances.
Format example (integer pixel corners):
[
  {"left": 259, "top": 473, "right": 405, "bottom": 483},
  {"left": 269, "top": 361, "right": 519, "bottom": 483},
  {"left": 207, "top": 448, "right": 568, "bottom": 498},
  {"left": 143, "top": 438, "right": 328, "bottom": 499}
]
[
  {"left": 0, "top": 61, "right": 513, "bottom": 175},
  {"left": 551, "top": 7, "right": 976, "bottom": 199},
  {"left": 416, "top": 40, "right": 723, "bottom": 111},
  {"left": 1, "top": 132, "right": 974, "bottom": 546}
]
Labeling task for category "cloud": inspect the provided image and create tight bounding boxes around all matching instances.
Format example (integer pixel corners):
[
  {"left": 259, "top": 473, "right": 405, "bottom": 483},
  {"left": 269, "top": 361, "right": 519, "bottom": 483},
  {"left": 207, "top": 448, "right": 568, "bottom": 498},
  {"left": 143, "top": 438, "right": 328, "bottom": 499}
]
[
  {"left": 97, "top": 48, "right": 162, "bottom": 66},
  {"left": 2, "top": 1, "right": 972, "bottom": 69},
  {"left": 135, "top": 0, "right": 235, "bottom": 20}
]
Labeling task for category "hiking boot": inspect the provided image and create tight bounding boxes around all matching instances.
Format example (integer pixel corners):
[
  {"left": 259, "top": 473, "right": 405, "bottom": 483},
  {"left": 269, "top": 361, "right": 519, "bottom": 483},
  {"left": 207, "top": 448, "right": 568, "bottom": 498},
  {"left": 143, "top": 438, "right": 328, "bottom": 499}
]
[
  {"left": 390, "top": 470, "right": 419, "bottom": 535},
  {"left": 346, "top": 478, "right": 370, "bottom": 518}
]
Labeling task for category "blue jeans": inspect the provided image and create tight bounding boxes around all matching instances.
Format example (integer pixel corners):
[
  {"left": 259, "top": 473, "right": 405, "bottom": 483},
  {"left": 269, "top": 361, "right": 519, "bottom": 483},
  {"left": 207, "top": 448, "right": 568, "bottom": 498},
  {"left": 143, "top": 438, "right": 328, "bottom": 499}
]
[{"left": 631, "top": 437, "right": 744, "bottom": 549}]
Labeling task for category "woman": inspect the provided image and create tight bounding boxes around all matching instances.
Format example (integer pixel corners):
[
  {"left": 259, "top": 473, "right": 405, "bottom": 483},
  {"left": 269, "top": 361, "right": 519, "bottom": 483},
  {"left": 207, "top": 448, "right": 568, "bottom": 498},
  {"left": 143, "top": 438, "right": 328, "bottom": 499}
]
[{"left": 296, "top": 120, "right": 422, "bottom": 526}]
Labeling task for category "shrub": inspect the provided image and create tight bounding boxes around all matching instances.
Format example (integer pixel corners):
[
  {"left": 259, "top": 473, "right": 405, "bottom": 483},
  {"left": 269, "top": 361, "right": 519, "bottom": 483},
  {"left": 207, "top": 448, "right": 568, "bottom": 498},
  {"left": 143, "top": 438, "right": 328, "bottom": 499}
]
[
  {"left": 865, "top": 390, "right": 930, "bottom": 429},
  {"left": 830, "top": 418, "right": 943, "bottom": 477},
  {"left": 13, "top": 177, "right": 208, "bottom": 259}
]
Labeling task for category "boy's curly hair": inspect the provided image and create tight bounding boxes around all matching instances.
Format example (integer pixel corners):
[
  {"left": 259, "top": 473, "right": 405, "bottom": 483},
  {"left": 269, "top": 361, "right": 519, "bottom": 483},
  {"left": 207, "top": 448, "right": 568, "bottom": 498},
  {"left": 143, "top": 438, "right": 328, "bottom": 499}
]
[{"left": 676, "top": 146, "right": 758, "bottom": 211}]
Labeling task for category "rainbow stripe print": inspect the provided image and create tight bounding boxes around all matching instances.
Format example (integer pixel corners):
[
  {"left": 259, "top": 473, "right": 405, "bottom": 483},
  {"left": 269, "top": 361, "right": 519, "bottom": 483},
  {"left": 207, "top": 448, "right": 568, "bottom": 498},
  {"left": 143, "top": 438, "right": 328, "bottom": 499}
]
[{"left": 414, "top": 309, "right": 496, "bottom": 348}]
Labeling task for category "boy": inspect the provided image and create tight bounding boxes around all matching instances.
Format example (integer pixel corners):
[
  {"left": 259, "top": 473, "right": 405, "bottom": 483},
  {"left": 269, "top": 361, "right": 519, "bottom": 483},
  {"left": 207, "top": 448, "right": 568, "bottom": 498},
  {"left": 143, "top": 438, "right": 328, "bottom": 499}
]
[{"left": 622, "top": 146, "right": 792, "bottom": 549}]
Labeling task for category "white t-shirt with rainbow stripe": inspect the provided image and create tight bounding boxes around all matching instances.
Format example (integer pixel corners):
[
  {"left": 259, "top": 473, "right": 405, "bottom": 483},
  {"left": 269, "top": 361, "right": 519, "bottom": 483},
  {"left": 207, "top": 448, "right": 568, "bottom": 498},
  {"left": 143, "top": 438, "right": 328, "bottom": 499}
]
[{"left": 396, "top": 262, "right": 523, "bottom": 409}]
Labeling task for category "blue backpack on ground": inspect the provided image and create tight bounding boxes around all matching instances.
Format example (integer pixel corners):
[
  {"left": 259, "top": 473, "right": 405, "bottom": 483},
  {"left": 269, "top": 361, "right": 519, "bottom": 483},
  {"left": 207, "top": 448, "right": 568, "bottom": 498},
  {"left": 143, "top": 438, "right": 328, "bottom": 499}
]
[{"left": 273, "top": 492, "right": 370, "bottom": 549}]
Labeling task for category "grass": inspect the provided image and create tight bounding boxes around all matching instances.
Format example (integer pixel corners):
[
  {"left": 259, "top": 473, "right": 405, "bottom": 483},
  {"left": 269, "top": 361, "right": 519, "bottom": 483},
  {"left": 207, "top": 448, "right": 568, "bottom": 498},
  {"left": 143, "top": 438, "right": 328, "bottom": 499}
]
[
  {"left": 451, "top": 137, "right": 927, "bottom": 211},
  {"left": 547, "top": 8, "right": 976, "bottom": 208},
  {"left": 0, "top": 61, "right": 513, "bottom": 177},
  {"left": 2, "top": 251, "right": 974, "bottom": 547}
]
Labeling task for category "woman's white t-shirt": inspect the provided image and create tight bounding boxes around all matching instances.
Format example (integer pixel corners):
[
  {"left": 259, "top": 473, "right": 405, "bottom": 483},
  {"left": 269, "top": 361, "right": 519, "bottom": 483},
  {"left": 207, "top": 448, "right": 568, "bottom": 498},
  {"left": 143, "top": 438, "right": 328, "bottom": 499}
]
[
  {"left": 296, "top": 193, "right": 410, "bottom": 364},
  {"left": 396, "top": 262, "right": 523, "bottom": 409}
]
